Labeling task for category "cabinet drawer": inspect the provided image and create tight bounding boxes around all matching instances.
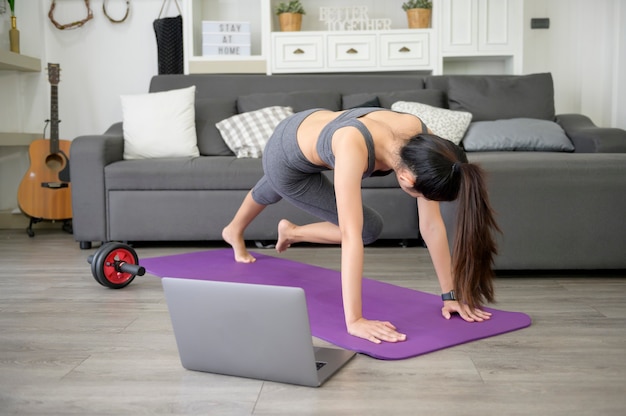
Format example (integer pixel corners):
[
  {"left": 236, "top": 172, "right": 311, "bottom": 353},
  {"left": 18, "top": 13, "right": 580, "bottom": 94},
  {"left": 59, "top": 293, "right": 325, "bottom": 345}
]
[
  {"left": 327, "top": 35, "right": 377, "bottom": 68},
  {"left": 273, "top": 35, "right": 324, "bottom": 70},
  {"left": 380, "top": 33, "right": 430, "bottom": 67}
]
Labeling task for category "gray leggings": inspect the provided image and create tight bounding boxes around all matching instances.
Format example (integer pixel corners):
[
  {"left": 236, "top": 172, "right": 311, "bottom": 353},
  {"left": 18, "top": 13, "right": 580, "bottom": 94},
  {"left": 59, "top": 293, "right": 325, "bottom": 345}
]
[{"left": 251, "top": 109, "right": 383, "bottom": 244}]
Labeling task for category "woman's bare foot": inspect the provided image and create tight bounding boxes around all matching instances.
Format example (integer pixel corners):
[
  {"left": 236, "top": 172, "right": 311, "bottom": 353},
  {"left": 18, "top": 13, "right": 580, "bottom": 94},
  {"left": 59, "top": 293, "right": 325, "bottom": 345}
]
[
  {"left": 222, "top": 225, "right": 256, "bottom": 263},
  {"left": 276, "top": 219, "right": 297, "bottom": 253}
]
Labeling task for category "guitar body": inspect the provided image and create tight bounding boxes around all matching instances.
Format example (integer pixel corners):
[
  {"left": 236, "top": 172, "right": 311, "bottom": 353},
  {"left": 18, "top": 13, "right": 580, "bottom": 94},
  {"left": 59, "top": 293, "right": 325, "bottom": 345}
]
[
  {"left": 18, "top": 138, "right": 73, "bottom": 220},
  {"left": 17, "top": 63, "right": 73, "bottom": 222}
]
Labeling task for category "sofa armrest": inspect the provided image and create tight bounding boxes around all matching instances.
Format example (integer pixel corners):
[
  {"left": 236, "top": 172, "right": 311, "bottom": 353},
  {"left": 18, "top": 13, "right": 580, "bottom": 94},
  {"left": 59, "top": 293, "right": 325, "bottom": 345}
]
[
  {"left": 69, "top": 122, "right": 125, "bottom": 245},
  {"left": 556, "top": 114, "right": 626, "bottom": 153}
]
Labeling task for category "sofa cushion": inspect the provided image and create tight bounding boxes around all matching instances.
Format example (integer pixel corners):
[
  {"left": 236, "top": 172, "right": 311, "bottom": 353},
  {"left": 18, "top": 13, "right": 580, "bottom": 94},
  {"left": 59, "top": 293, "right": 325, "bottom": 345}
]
[
  {"left": 216, "top": 106, "right": 294, "bottom": 158},
  {"left": 237, "top": 90, "right": 341, "bottom": 113},
  {"left": 391, "top": 101, "right": 472, "bottom": 145},
  {"left": 342, "top": 89, "right": 445, "bottom": 110},
  {"left": 462, "top": 118, "right": 575, "bottom": 152},
  {"left": 104, "top": 156, "right": 402, "bottom": 191},
  {"left": 105, "top": 157, "right": 264, "bottom": 190},
  {"left": 195, "top": 98, "right": 237, "bottom": 156},
  {"left": 447, "top": 73, "right": 555, "bottom": 122},
  {"left": 120, "top": 86, "right": 199, "bottom": 160}
]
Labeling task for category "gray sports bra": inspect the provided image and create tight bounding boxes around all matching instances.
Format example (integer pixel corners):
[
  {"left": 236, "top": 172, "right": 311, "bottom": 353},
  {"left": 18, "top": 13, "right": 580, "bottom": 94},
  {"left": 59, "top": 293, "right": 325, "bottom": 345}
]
[{"left": 316, "top": 107, "right": 428, "bottom": 178}]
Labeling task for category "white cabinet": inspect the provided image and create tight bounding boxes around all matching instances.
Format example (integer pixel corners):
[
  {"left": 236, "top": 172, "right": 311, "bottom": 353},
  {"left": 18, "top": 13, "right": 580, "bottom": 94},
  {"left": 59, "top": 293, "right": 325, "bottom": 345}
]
[
  {"left": 185, "top": 0, "right": 438, "bottom": 74},
  {"left": 271, "top": 30, "right": 435, "bottom": 74},
  {"left": 440, "top": 0, "right": 523, "bottom": 73},
  {"left": 183, "top": 0, "right": 523, "bottom": 75}
]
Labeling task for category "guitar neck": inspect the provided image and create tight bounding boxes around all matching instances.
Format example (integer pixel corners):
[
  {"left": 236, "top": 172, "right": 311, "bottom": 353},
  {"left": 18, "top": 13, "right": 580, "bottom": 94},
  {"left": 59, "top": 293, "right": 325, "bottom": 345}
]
[{"left": 50, "top": 84, "right": 59, "bottom": 154}]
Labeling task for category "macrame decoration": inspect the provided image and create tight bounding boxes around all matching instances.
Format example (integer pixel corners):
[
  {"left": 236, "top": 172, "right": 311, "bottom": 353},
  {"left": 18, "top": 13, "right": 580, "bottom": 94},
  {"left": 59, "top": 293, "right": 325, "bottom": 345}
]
[
  {"left": 48, "top": 0, "right": 94, "bottom": 30},
  {"left": 103, "top": 0, "right": 130, "bottom": 24}
]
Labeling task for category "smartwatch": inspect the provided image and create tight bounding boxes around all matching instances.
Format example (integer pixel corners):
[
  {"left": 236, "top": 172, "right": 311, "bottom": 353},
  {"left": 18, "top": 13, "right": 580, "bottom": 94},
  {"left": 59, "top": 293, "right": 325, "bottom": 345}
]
[{"left": 441, "top": 290, "right": 456, "bottom": 301}]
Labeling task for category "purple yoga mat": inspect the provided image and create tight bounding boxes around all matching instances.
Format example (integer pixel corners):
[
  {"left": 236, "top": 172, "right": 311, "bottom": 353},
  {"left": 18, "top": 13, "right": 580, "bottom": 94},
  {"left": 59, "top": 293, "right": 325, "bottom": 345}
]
[{"left": 142, "top": 249, "right": 531, "bottom": 360}]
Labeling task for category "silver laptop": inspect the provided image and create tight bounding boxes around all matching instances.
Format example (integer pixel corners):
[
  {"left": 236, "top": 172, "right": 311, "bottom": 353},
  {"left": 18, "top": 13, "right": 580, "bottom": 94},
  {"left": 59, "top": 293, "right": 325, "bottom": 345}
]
[{"left": 162, "top": 277, "right": 356, "bottom": 387}]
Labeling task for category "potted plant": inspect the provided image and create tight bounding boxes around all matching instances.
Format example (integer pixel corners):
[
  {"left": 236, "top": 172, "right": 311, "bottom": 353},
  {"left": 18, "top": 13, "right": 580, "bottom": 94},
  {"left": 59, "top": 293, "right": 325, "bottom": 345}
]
[
  {"left": 276, "top": 0, "right": 306, "bottom": 32},
  {"left": 402, "top": 0, "right": 432, "bottom": 29}
]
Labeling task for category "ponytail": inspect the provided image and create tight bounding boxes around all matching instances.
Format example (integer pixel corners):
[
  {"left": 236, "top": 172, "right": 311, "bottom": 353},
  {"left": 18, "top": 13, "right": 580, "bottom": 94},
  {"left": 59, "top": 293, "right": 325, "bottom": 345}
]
[
  {"left": 400, "top": 133, "right": 500, "bottom": 309},
  {"left": 452, "top": 163, "right": 500, "bottom": 309}
]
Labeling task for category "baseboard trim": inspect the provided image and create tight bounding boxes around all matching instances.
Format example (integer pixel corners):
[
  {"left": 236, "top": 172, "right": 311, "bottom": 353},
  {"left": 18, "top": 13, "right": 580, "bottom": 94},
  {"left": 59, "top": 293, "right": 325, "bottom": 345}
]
[{"left": 0, "top": 210, "right": 67, "bottom": 230}]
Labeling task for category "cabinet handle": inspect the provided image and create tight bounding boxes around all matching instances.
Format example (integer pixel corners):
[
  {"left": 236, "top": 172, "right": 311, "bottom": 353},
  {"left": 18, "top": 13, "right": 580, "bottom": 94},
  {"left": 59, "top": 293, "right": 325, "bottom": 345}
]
[
  {"left": 293, "top": 48, "right": 305, "bottom": 55},
  {"left": 399, "top": 46, "right": 411, "bottom": 53},
  {"left": 346, "top": 48, "right": 358, "bottom": 54}
]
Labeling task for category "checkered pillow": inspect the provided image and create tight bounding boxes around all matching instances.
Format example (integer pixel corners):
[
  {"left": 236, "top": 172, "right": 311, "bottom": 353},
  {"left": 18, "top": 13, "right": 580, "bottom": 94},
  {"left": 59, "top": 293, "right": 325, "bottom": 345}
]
[{"left": 215, "top": 106, "right": 294, "bottom": 158}]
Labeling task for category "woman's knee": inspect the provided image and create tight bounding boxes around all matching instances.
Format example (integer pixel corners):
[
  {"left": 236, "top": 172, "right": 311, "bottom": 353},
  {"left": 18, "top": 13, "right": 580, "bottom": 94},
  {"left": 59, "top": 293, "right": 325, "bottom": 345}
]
[{"left": 251, "top": 178, "right": 282, "bottom": 205}]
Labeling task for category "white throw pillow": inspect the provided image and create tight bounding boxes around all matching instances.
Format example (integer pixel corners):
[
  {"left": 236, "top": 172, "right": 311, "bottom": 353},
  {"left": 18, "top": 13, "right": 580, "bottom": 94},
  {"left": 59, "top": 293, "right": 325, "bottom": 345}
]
[
  {"left": 121, "top": 86, "right": 199, "bottom": 159},
  {"left": 216, "top": 106, "right": 294, "bottom": 158},
  {"left": 391, "top": 101, "right": 473, "bottom": 145}
]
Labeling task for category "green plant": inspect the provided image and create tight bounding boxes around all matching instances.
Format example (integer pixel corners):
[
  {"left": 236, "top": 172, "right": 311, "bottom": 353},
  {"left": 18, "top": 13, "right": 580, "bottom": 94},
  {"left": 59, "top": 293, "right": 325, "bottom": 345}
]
[
  {"left": 8, "top": 0, "right": 15, "bottom": 16},
  {"left": 402, "top": 0, "right": 432, "bottom": 11},
  {"left": 276, "top": 0, "right": 305, "bottom": 15}
]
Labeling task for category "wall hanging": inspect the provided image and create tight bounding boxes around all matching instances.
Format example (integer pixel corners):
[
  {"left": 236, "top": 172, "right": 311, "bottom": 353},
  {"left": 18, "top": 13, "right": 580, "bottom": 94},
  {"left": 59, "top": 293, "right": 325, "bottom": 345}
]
[
  {"left": 103, "top": 0, "right": 130, "bottom": 24},
  {"left": 48, "top": 0, "right": 94, "bottom": 30},
  {"left": 153, "top": 0, "right": 183, "bottom": 74}
]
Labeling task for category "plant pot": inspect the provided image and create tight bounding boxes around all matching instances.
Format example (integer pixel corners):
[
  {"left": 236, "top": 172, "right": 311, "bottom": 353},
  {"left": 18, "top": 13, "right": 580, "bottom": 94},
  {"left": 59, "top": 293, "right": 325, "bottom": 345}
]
[
  {"left": 406, "top": 8, "right": 431, "bottom": 29},
  {"left": 9, "top": 16, "right": 20, "bottom": 54},
  {"left": 278, "top": 12, "right": 302, "bottom": 32}
]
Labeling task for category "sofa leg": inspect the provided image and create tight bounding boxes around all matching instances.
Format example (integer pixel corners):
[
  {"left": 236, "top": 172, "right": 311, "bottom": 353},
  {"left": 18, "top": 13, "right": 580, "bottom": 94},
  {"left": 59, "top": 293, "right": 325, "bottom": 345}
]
[{"left": 79, "top": 241, "right": 92, "bottom": 250}]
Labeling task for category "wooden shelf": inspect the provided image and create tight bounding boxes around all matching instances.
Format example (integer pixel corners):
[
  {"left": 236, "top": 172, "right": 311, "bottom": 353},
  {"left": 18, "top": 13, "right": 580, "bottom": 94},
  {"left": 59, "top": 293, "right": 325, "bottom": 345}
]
[
  {"left": 0, "top": 49, "right": 41, "bottom": 72},
  {"left": 188, "top": 56, "right": 267, "bottom": 74},
  {"left": 0, "top": 132, "right": 39, "bottom": 146}
]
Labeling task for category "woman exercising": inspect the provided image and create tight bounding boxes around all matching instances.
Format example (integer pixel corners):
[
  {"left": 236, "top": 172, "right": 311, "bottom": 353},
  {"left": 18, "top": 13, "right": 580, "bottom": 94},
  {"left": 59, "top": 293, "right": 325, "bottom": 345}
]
[{"left": 222, "top": 107, "right": 500, "bottom": 344}]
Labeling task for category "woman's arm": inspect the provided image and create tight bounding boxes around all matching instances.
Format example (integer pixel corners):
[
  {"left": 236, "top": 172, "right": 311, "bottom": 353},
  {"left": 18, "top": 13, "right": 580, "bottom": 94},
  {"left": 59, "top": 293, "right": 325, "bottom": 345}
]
[
  {"left": 417, "top": 197, "right": 491, "bottom": 322},
  {"left": 333, "top": 129, "right": 406, "bottom": 344}
]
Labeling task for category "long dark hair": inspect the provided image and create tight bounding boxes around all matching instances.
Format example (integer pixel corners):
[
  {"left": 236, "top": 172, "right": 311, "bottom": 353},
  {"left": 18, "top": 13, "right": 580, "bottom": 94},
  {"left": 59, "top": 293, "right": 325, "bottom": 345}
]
[{"left": 400, "top": 133, "right": 500, "bottom": 309}]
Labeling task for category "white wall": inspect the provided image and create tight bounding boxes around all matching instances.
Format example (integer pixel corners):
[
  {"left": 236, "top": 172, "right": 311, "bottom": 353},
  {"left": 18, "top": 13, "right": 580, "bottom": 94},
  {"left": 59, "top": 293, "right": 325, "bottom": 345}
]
[
  {"left": 614, "top": 1, "right": 626, "bottom": 129},
  {"left": 523, "top": 0, "right": 624, "bottom": 128},
  {"left": 42, "top": 0, "right": 162, "bottom": 138},
  {"left": 1, "top": 0, "right": 166, "bottom": 138}
]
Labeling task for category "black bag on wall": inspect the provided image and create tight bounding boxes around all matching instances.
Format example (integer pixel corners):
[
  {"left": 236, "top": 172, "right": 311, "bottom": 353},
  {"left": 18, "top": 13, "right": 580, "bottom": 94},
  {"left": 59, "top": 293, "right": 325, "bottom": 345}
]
[{"left": 153, "top": 0, "right": 183, "bottom": 74}]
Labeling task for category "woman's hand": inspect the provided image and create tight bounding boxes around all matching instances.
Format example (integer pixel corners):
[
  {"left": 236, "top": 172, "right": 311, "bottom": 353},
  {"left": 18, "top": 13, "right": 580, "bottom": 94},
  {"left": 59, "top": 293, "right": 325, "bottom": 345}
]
[
  {"left": 347, "top": 317, "right": 407, "bottom": 344},
  {"left": 441, "top": 301, "right": 492, "bottom": 322}
]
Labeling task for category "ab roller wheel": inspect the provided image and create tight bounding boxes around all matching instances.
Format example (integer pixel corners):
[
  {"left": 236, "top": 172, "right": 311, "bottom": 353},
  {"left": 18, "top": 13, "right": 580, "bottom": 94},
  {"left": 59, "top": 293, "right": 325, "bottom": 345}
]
[{"left": 87, "top": 242, "right": 145, "bottom": 289}]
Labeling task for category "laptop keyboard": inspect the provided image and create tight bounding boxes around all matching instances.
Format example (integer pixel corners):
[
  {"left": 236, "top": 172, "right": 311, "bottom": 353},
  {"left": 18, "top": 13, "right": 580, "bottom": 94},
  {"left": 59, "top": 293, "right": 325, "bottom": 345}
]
[{"left": 316, "top": 361, "right": 327, "bottom": 371}]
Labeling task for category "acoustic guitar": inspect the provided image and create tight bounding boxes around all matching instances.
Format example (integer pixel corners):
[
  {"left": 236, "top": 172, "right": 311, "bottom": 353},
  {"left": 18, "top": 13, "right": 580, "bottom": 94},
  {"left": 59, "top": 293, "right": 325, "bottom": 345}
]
[{"left": 17, "top": 63, "right": 72, "bottom": 223}]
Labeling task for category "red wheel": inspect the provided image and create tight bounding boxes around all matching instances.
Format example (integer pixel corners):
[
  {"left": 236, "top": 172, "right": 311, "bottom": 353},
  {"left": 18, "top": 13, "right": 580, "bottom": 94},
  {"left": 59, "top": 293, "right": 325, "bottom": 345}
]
[{"left": 91, "top": 243, "right": 139, "bottom": 289}]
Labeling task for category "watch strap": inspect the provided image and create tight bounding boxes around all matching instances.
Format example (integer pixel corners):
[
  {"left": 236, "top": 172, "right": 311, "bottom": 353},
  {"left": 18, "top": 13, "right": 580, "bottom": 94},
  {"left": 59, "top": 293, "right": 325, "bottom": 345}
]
[{"left": 441, "top": 290, "right": 456, "bottom": 301}]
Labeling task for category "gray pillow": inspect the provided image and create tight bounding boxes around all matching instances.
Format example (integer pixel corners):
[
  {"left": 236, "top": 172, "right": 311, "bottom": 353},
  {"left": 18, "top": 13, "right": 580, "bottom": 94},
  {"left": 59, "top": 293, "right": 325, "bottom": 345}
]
[
  {"left": 462, "top": 118, "right": 575, "bottom": 152},
  {"left": 195, "top": 98, "right": 237, "bottom": 156},
  {"left": 448, "top": 73, "right": 556, "bottom": 122},
  {"left": 342, "top": 89, "right": 445, "bottom": 110},
  {"left": 237, "top": 91, "right": 341, "bottom": 113}
]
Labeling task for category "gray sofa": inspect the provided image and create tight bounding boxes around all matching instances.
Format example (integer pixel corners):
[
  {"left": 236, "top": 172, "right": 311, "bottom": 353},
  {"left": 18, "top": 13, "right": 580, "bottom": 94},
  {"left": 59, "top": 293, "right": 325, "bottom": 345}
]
[{"left": 70, "top": 73, "right": 626, "bottom": 270}]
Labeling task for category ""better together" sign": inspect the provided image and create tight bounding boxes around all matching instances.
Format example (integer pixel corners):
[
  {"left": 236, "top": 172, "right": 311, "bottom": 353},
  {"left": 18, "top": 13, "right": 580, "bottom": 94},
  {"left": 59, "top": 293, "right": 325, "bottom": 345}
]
[{"left": 319, "top": 6, "right": 391, "bottom": 31}]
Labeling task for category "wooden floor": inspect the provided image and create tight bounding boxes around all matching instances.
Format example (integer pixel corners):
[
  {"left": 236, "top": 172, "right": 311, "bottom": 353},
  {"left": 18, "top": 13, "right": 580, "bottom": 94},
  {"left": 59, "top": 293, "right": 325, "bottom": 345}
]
[{"left": 1, "top": 228, "right": 625, "bottom": 415}]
